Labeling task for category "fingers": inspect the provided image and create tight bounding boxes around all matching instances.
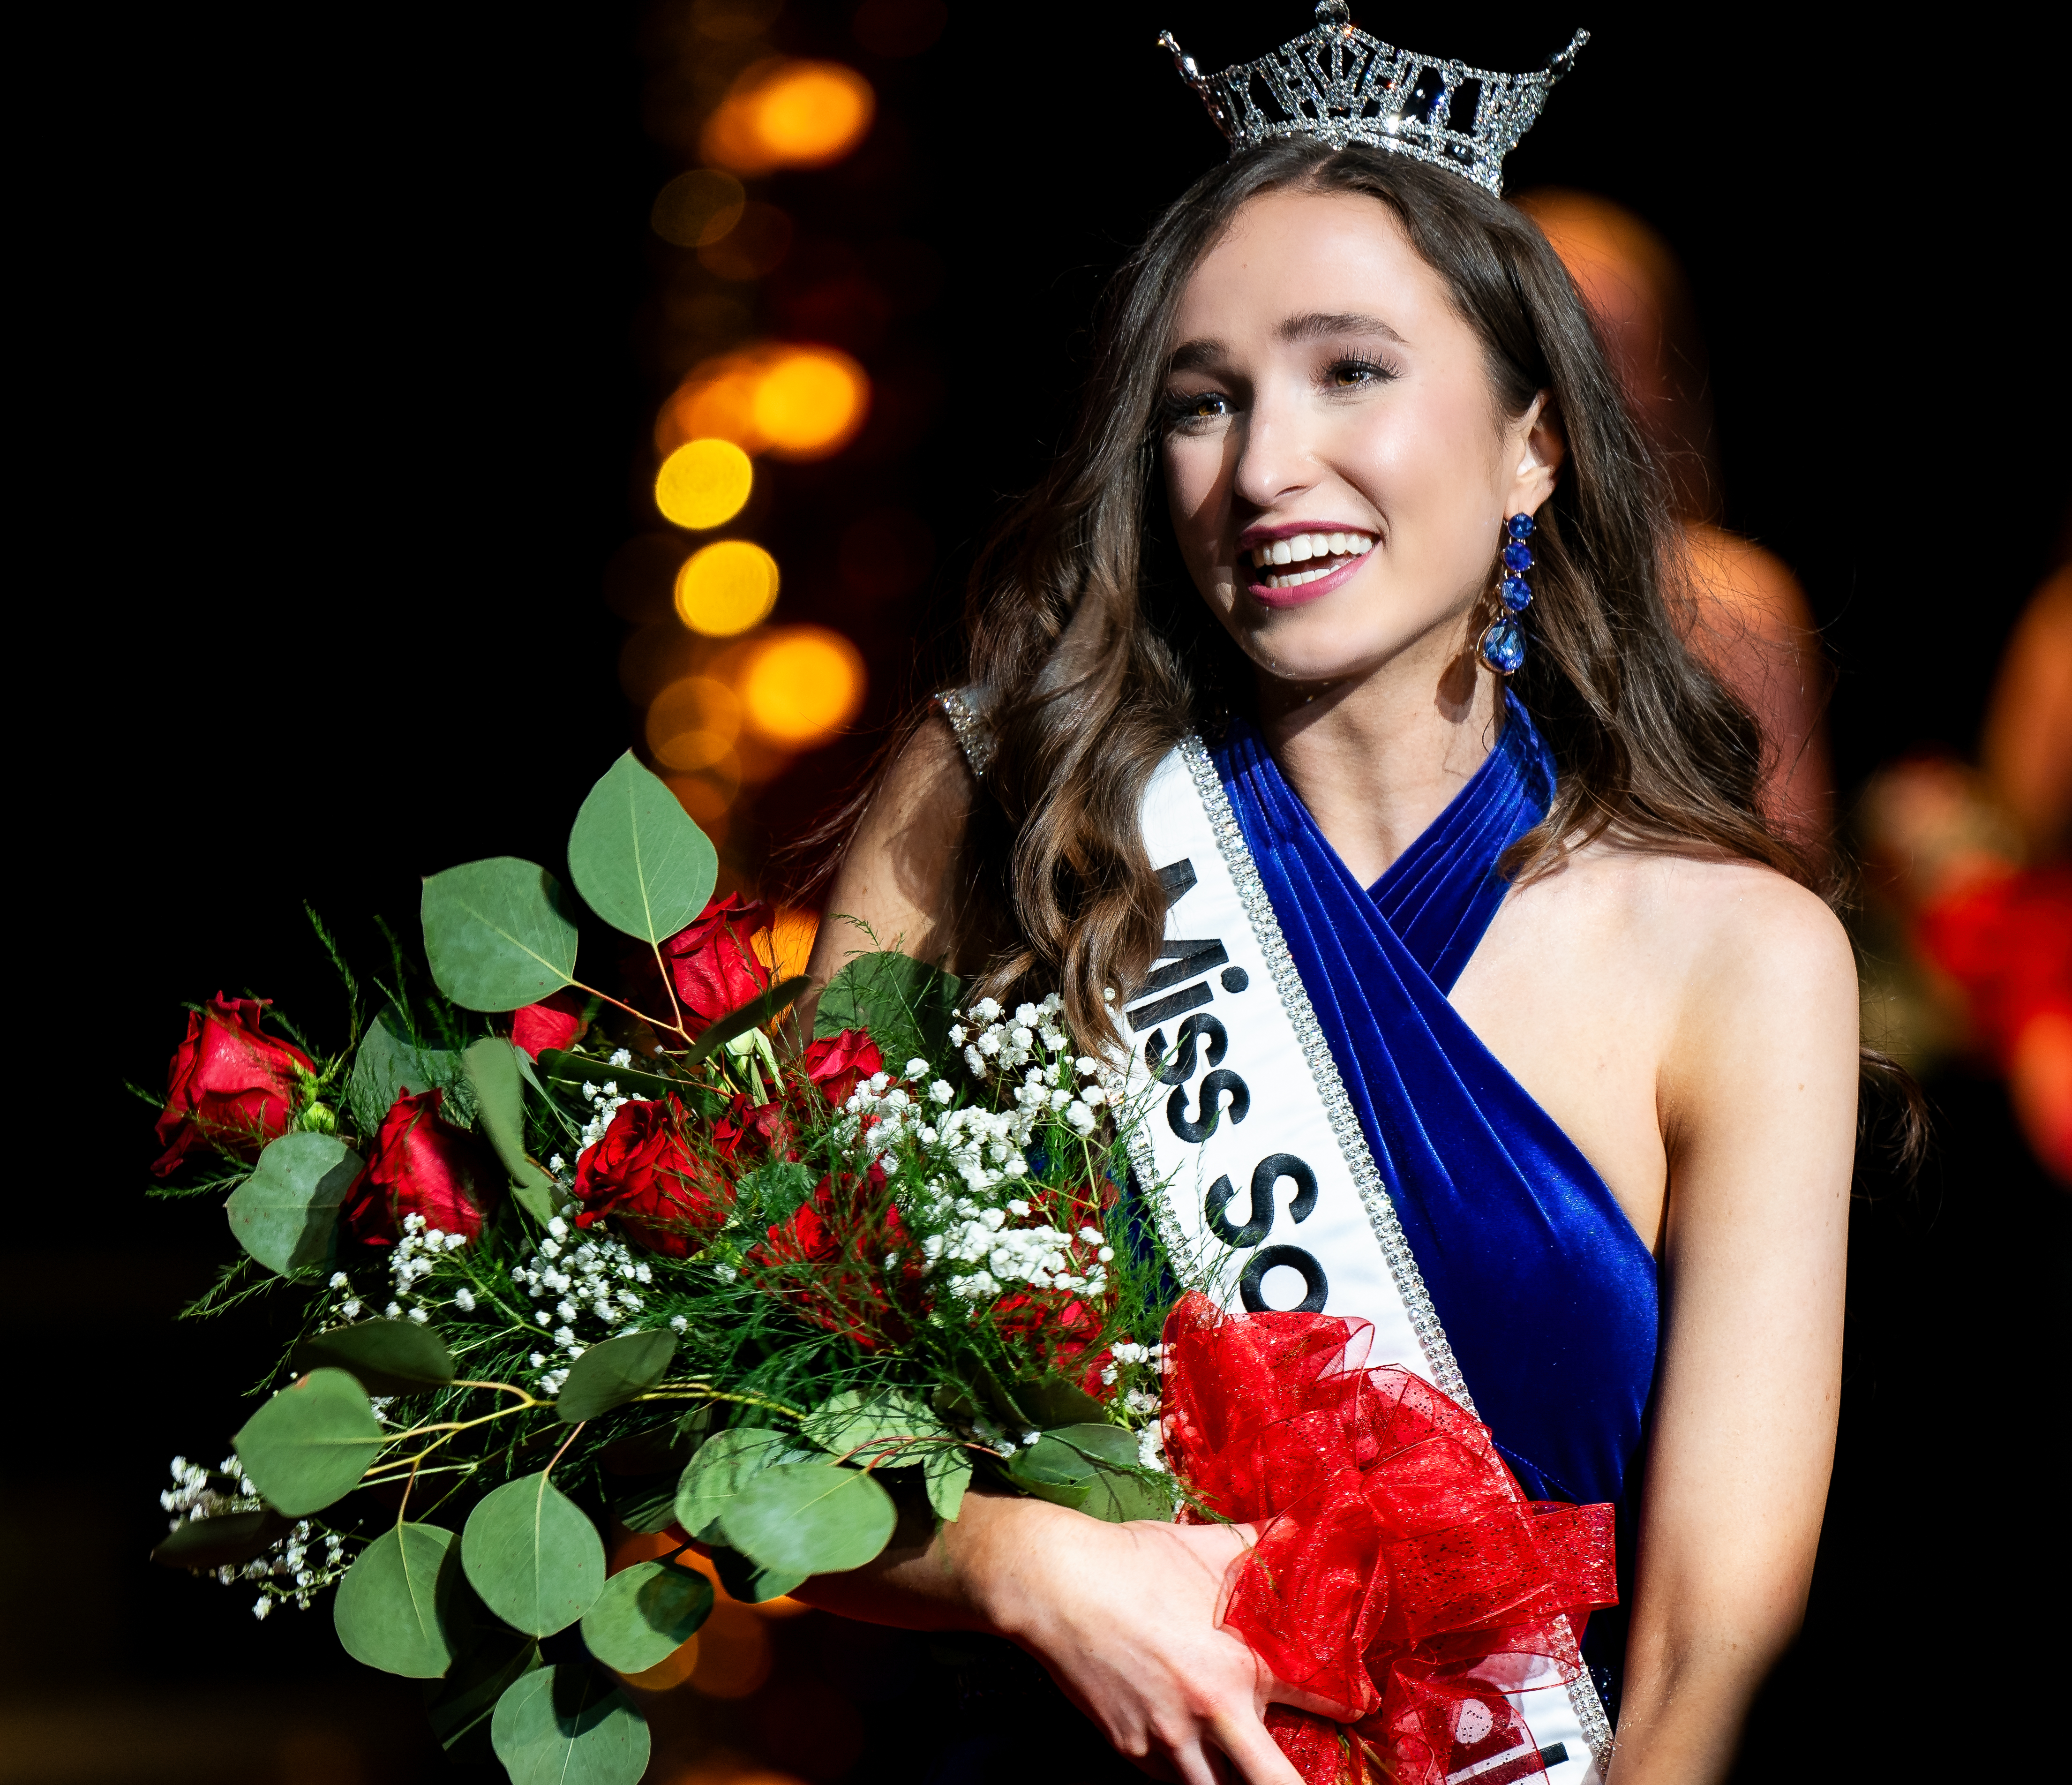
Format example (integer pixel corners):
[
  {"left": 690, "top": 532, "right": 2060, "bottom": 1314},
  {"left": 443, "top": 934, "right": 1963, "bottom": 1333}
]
[{"left": 1207, "top": 1710, "right": 1307, "bottom": 1785}]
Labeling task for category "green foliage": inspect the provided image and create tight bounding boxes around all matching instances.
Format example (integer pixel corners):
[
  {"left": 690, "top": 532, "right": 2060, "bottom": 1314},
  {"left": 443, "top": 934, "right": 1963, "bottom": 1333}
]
[
  {"left": 737, "top": 1157, "right": 817, "bottom": 1224},
  {"left": 814, "top": 950, "right": 962, "bottom": 1069},
  {"left": 233, "top": 1368, "right": 383, "bottom": 1516},
  {"left": 924, "top": 1446, "right": 973, "bottom": 1522},
  {"left": 718, "top": 1462, "right": 897, "bottom": 1577},
  {"left": 566, "top": 751, "right": 719, "bottom": 948},
  {"left": 673, "top": 1426, "right": 816, "bottom": 1542},
  {"left": 150, "top": 1508, "right": 292, "bottom": 1571},
  {"left": 224, "top": 1133, "right": 360, "bottom": 1276},
  {"left": 555, "top": 1330, "right": 677, "bottom": 1424},
  {"left": 461, "top": 1473, "right": 606, "bottom": 1638},
  {"left": 681, "top": 974, "right": 813, "bottom": 1065},
  {"left": 710, "top": 1545, "right": 806, "bottom": 1604},
  {"left": 461, "top": 1037, "right": 556, "bottom": 1220},
  {"left": 578, "top": 1558, "right": 713, "bottom": 1672},
  {"left": 1006, "top": 1423, "right": 1164, "bottom": 1521},
  {"left": 347, "top": 1008, "right": 463, "bottom": 1137},
  {"left": 535, "top": 1048, "right": 679, "bottom": 1100},
  {"left": 801, "top": 1388, "right": 947, "bottom": 1466},
  {"left": 490, "top": 1664, "right": 650, "bottom": 1785},
  {"left": 334, "top": 1522, "right": 467, "bottom": 1678},
  {"left": 291, "top": 1318, "right": 455, "bottom": 1397},
  {"left": 425, "top": 1629, "right": 540, "bottom": 1761},
  {"left": 420, "top": 858, "right": 580, "bottom": 1013}
]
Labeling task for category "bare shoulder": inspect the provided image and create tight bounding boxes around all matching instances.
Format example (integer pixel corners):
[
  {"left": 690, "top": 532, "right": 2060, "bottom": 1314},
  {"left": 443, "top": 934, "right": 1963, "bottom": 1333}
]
[{"left": 805, "top": 709, "right": 979, "bottom": 987}]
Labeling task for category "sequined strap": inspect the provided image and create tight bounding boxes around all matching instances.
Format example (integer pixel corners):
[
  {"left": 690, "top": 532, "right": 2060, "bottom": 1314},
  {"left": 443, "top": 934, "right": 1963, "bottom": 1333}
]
[{"left": 932, "top": 685, "right": 997, "bottom": 781}]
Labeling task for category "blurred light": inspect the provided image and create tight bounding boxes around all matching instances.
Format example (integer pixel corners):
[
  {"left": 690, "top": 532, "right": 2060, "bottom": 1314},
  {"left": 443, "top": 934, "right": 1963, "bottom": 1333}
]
[
  {"left": 666, "top": 773, "right": 734, "bottom": 846},
  {"left": 676, "top": 540, "right": 779, "bottom": 636},
  {"left": 651, "top": 169, "right": 746, "bottom": 248},
  {"left": 698, "top": 202, "right": 793, "bottom": 281},
  {"left": 766, "top": 908, "right": 819, "bottom": 980},
  {"left": 853, "top": 0, "right": 947, "bottom": 57},
  {"left": 646, "top": 676, "right": 742, "bottom": 771},
  {"left": 655, "top": 438, "right": 753, "bottom": 529},
  {"left": 690, "top": 0, "right": 781, "bottom": 41},
  {"left": 753, "top": 347, "right": 868, "bottom": 459},
  {"left": 691, "top": 1601, "right": 771, "bottom": 1697},
  {"left": 619, "top": 1635, "right": 701, "bottom": 1692},
  {"left": 737, "top": 628, "right": 865, "bottom": 746},
  {"left": 658, "top": 346, "right": 871, "bottom": 461},
  {"left": 703, "top": 61, "right": 875, "bottom": 174}
]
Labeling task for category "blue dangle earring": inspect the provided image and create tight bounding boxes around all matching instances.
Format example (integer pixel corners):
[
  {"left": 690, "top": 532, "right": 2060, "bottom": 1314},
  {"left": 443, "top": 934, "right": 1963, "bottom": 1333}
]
[{"left": 1478, "top": 513, "right": 1535, "bottom": 674}]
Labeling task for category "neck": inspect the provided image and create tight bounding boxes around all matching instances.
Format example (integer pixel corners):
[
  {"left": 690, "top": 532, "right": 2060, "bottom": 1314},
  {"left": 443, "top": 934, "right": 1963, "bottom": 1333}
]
[{"left": 1254, "top": 630, "right": 1502, "bottom": 886}]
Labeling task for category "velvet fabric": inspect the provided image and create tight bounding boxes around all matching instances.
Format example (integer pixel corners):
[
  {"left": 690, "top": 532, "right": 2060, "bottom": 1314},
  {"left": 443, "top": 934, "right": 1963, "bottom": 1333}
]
[{"left": 1212, "top": 695, "right": 1659, "bottom": 1690}]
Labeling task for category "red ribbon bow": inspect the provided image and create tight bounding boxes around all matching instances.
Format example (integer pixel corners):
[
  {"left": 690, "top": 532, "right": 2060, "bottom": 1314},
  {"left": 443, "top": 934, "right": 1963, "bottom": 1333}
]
[{"left": 1161, "top": 1294, "right": 1619, "bottom": 1785}]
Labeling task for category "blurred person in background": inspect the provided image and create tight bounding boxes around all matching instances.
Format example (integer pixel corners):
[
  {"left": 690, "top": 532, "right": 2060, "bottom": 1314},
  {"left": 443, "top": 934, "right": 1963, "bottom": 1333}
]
[
  {"left": 1517, "top": 191, "right": 1834, "bottom": 861},
  {"left": 1855, "top": 549, "right": 2072, "bottom": 1182}
]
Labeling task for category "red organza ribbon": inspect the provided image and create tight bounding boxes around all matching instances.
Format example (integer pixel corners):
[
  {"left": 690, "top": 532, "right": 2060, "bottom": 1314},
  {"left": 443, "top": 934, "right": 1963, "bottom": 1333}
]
[{"left": 1160, "top": 1294, "right": 1619, "bottom": 1785}]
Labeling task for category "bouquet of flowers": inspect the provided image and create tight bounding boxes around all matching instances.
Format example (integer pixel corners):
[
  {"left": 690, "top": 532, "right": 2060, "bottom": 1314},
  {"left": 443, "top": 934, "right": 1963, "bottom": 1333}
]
[{"left": 147, "top": 752, "right": 1178, "bottom": 1785}]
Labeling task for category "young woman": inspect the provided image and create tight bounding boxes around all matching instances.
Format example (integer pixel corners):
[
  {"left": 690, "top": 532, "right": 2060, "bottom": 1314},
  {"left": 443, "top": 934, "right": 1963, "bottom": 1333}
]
[{"left": 788, "top": 27, "right": 1860, "bottom": 1785}]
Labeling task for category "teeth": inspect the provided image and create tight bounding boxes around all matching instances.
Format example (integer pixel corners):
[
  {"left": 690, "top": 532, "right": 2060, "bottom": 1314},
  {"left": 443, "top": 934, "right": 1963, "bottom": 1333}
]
[{"left": 1248, "top": 531, "right": 1374, "bottom": 570}]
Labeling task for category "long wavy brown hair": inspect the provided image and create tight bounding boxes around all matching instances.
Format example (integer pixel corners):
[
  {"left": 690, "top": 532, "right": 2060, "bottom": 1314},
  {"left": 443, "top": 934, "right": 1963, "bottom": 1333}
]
[{"left": 804, "top": 139, "right": 1919, "bottom": 1152}]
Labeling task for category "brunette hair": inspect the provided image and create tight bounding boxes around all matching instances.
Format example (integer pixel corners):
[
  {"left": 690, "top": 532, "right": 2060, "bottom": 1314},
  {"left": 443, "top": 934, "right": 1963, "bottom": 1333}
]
[{"left": 804, "top": 139, "right": 1921, "bottom": 1157}]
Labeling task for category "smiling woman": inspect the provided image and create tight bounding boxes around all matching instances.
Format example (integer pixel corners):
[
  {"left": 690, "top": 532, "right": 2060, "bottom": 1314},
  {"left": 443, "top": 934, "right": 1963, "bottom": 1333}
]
[{"left": 791, "top": 109, "right": 1872, "bottom": 1785}]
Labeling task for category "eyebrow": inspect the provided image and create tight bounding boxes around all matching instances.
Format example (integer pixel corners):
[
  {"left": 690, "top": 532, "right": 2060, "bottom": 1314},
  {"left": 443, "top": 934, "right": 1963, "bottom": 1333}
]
[{"left": 1165, "top": 311, "right": 1407, "bottom": 375}]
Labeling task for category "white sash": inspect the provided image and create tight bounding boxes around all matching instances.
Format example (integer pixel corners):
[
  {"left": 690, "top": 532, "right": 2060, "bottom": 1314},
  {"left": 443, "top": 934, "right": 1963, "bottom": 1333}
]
[{"left": 1120, "top": 739, "right": 1614, "bottom": 1783}]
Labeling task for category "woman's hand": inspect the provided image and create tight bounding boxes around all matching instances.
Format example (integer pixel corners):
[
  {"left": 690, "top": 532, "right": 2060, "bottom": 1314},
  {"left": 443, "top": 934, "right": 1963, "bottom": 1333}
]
[{"left": 949, "top": 1496, "right": 1344, "bottom": 1785}]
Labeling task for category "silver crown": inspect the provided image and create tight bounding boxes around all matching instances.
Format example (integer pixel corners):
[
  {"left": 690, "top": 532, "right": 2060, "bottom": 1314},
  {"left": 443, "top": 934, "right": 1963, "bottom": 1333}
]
[{"left": 1159, "top": 3, "right": 1587, "bottom": 197}]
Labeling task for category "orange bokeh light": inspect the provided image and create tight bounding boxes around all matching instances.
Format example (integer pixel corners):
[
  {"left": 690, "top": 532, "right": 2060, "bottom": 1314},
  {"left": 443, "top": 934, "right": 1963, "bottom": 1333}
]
[
  {"left": 675, "top": 539, "right": 779, "bottom": 636},
  {"left": 654, "top": 437, "right": 753, "bottom": 530},
  {"left": 703, "top": 61, "right": 875, "bottom": 174},
  {"left": 646, "top": 675, "right": 742, "bottom": 773},
  {"left": 657, "top": 345, "right": 869, "bottom": 461},
  {"left": 737, "top": 628, "right": 865, "bottom": 747}
]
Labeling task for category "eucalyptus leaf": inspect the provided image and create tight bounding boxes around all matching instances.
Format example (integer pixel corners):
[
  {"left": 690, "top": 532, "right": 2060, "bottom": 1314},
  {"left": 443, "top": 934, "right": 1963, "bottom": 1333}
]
[
  {"left": 536, "top": 1049, "right": 681, "bottom": 1100},
  {"left": 718, "top": 1462, "right": 897, "bottom": 1578},
  {"left": 923, "top": 1446, "right": 973, "bottom": 1523},
  {"left": 579, "top": 1559, "right": 713, "bottom": 1673},
  {"left": 421, "top": 858, "right": 580, "bottom": 1013},
  {"left": 347, "top": 1008, "right": 463, "bottom": 1137},
  {"left": 709, "top": 1545, "right": 807, "bottom": 1605},
  {"left": 567, "top": 751, "right": 718, "bottom": 946},
  {"left": 1009, "top": 1423, "right": 1140, "bottom": 1485},
  {"left": 674, "top": 1426, "right": 816, "bottom": 1542},
  {"left": 291, "top": 1318, "right": 454, "bottom": 1397},
  {"left": 461, "top": 1473, "right": 606, "bottom": 1637},
  {"left": 814, "top": 950, "right": 961, "bottom": 1070},
  {"left": 425, "top": 1629, "right": 540, "bottom": 1762},
  {"left": 800, "top": 1389, "right": 948, "bottom": 1468},
  {"left": 555, "top": 1330, "right": 677, "bottom": 1424},
  {"left": 224, "top": 1133, "right": 360, "bottom": 1276},
  {"left": 996, "top": 1377, "right": 1110, "bottom": 1431},
  {"left": 490, "top": 1664, "right": 650, "bottom": 1785},
  {"left": 232, "top": 1367, "right": 383, "bottom": 1516},
  {"left": 334, "top": 1522, "right": 466, "bottom": 1678},
  {"left": 460, "top": 1036, "right": 556, "bottom": 1213},
  {"left": 150, "top": 1508, "right": 292, "bottom": 1571},
  {"left": 1081, "top": 1469, "right": 1172, "bottom": 1523}
]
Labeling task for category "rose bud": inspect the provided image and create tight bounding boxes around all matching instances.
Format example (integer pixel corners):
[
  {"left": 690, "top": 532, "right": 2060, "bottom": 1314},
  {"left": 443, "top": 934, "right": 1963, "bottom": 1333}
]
[
  {"left": 510, "top": 987, "right": 588, "bottom": 1060},
  {"left": 658, "top": 894, "right": 775, "bottom": 1034},
  {"left": 747, "top": 1166, "right": 924, "bottom": 1350},
  {"left": 341, "top": 1087, "right": 501, "bottom": 1246},
  {"left": 800, "top": 1028, "right": 884, "bottom": 1108},
  {"left": 153, "top": 994, "right": 316, "bottom": 1177},
  {"left": 571, "top": 1096, "right": 728, "bottom": 1257}
]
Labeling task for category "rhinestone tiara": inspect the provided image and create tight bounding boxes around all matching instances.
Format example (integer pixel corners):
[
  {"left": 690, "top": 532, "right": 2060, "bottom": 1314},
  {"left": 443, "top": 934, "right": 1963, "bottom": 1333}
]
[{"left": 1159, "top": 3, "right": 1588, "bottom": 198}]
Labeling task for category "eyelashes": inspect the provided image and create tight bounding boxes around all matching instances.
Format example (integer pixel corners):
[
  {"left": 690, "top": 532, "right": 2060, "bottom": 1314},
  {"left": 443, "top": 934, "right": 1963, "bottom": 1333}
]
[{"left": 1161, "top": 354, "right": 1402, "bottom": 431}]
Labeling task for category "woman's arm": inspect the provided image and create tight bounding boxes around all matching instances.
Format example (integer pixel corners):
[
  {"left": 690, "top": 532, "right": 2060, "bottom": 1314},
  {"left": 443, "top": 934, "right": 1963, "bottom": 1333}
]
[
  {"left": 1609, "top": 874, "right": 1859, "bottom": 1782},
  {"left": 790, "top": 715, "right": 1322, "bottom": 1783}
]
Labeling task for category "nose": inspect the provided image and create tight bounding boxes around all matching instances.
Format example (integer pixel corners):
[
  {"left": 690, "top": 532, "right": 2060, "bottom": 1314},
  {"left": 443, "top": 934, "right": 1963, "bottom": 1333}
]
[{"left": 1228, "top": 381, "right": 1321, "bottom": 516}]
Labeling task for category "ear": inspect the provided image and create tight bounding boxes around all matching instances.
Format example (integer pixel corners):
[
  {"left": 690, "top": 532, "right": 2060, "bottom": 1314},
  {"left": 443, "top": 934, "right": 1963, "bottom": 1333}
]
[{"left": 1503, "top": 392, "right": 1565, "bottom": 518}]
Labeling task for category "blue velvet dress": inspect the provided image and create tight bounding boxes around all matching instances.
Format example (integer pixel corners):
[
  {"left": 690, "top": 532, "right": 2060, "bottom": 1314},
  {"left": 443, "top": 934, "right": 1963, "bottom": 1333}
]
[{"left": 1210, "top": 695, "right": 1660, "bottom": 1706}]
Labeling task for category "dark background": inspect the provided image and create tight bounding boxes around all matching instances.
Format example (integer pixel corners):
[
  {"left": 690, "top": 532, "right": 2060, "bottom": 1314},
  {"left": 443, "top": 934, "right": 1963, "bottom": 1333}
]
[{"left": 12, "top": 3, "right": 2066, "bottom": 1780}]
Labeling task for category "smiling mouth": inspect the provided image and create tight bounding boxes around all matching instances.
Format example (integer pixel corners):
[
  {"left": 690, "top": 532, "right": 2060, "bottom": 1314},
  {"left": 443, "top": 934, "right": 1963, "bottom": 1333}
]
[{"left": 1246, "top": 529, "right": 1375, "bottom": 589}]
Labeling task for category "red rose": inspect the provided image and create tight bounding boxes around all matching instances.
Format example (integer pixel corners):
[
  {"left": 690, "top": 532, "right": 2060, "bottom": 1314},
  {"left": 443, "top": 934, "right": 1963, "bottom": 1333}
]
[
  {"left": 341, "top": 1087, "right": 501, "bottom": 1246},
  {"left": 153, "top": 994, "right": 316, "bottom": 1176},
  {"left": 748, "top": 1165, "right": 924, "bottom": 1350},
  {"left": 995, "top": 1291, "right": 1116, "bottom": 1402},
  {"left": 801, "top": 1029, "right": 884, "bottom": 1108},
  {"left": 510, "top": 988, "right": 587, "bottom": 1060},
  {"left": 571, "top": 1095, "right": 728, "bottom": 1257},
  {"left": 659, "top": 894, "right": 774, "bottom": 1033}
]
